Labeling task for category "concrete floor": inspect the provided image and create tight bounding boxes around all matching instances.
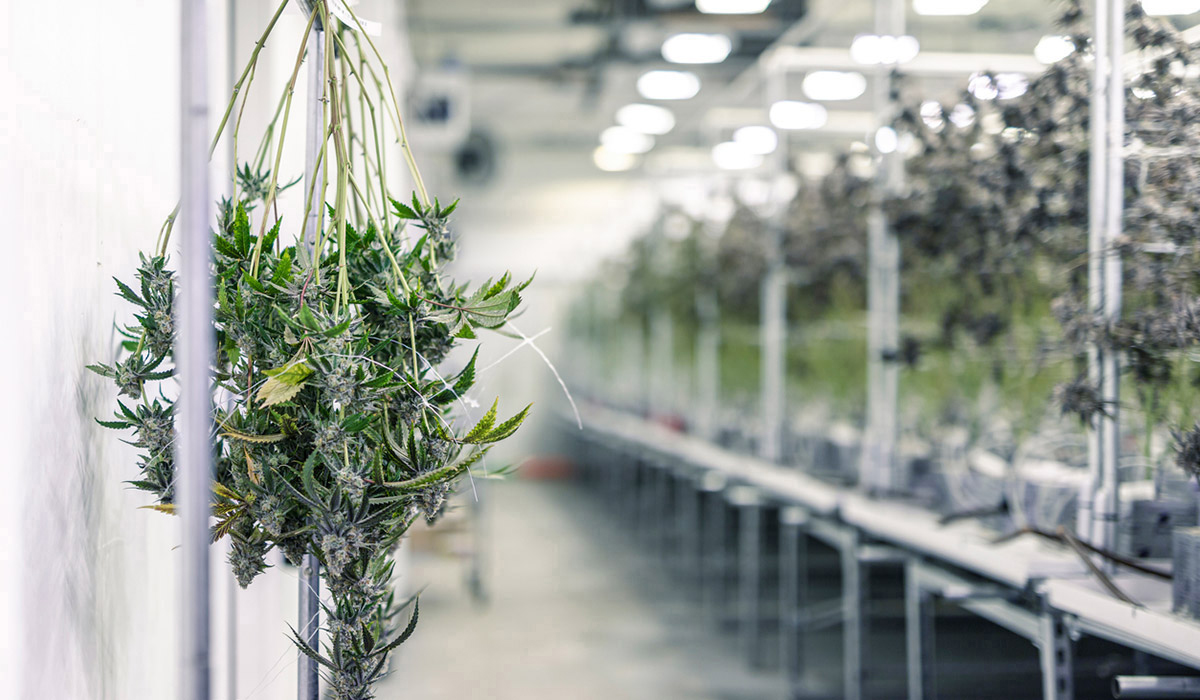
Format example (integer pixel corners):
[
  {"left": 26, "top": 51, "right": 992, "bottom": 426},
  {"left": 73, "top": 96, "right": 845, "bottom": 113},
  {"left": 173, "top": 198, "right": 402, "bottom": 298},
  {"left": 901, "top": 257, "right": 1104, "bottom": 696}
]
[{"left": 380, "top": 479, "right": 785, "bottom": 700}]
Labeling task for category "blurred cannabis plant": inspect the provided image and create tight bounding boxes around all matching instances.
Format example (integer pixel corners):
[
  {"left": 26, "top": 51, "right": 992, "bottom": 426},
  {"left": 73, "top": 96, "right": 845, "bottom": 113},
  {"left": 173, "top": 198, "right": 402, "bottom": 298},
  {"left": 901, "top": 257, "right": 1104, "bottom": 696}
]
[{"left": 88, "top": 2, "right": 530, "bottom": 698}]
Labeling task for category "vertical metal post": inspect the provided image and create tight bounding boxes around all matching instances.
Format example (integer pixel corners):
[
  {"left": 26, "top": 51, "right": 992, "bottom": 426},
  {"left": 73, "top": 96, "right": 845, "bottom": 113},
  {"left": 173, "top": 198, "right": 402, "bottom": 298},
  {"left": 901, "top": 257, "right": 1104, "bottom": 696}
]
[
  {"left": 863, "top": 0, "right": 904, "bottom": 494},
  {"left": 1084, "top": 0, "right": 1123, "bottom": 564},
  {"left": 179, "top": 1, "right": 213, "bottom": 698},
  {"left": 737, "top": 490, "right": 764, "bottom": 666},
  {"left": 650, "top": 307, "right": 675, "bottom": 418},
  {"left": 779, "top": 506, "right": 808, "bottom": 685},
  {"left": 760, "top": 66, "right": 789, "bottom": 464},
  {"left": 905, "top": 561, "right": 936, "bottom": 700},
  {"left": 303, "top": 17, "right": 326, "bottom": 251},
  {"left": 298, "top": 12, "right": 325, "bottom": 700},
  {"left": 695, "top": 265, "right": 721, "bottom": 441},
  {"left": 1098, "top": 0, "right": 1125, "bottom": 572},
  {"left": 298, "top": 556, "right": 321, "bottom": 700},
  {"left": 843, "top": 530, "right": 866, "bottom": 700},
  {"left": 1038, "top": 611, "right": 1075, "bottom": 700},
  {"left": 224, "top": 5, "right": 239, "bottom": 699}
]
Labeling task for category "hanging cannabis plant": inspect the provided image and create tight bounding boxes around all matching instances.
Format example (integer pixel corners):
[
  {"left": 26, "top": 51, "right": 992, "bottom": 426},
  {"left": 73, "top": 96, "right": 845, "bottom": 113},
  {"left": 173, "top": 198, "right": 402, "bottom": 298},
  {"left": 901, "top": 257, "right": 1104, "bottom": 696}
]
[{"left": 88, "top": 2, "right": 530, "bottom": 698}]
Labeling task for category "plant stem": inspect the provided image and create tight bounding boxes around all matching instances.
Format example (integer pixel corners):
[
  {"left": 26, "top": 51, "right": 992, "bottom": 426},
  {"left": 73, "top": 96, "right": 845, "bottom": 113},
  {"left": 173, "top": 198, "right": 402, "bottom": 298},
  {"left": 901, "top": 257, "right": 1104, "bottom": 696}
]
[
  {"left": 250, "top": 6, "right": 319, "bottom": 278},
  {"left": 341, "top": 3, "right": 431, "bottom": 208},
  {"left": 157, "top": 0, "right": 290, "bottom": 256},
  {"left": 320, "top": 2, "right": 352, "bottom": 315}
]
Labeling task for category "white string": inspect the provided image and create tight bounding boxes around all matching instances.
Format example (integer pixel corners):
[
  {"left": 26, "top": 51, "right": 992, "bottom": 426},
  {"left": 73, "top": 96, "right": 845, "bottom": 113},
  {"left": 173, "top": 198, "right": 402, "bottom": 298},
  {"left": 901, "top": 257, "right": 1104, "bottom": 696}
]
[{"left": 505, "top": 322, "right": 582, "bottom": 429}]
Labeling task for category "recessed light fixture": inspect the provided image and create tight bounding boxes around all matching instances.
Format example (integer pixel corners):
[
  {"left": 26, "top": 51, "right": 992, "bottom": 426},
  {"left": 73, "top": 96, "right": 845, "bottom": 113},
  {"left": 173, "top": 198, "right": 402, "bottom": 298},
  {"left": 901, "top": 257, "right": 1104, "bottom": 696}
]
[
  {"left": 769, "top": 101, "right": 828, "bottom": 130},
  {"left": 733, "top": 126, "right": 779, "bottom": 155},
  {"left": 1034, "top": 35, "right": 1074, "bottom": 64},
  {"left": 913, "top": 0, "right": 988, "bottom": 16},
  {"left": 712, "top": 141, "right": 763, "bottom": 170},
  {"left": 593, "top": 146, "right": 638, "bottom": 172},
  {"left": 662, "top": 33, "right": 733, "bottom": 64},
  {"left": 850, "top": 34, "right": 920, "bottom": 65},
  {"left": 637, "top": 70, "right": 702, "bottom": 100},
  {"left": 616, "top": 104, "right": 676, "bottom": 135},
  {"left": 1141, "top": 0, "right": 1200, "bottom": 15},
  {"left": 696, "top": 0, "right": 771, "bottom": 14},
  {"left": 802, "top": 71, "right": 868, "bottom": 101},
  {"left": 601, "top": 126, "right": 655, "bottom": 154}
]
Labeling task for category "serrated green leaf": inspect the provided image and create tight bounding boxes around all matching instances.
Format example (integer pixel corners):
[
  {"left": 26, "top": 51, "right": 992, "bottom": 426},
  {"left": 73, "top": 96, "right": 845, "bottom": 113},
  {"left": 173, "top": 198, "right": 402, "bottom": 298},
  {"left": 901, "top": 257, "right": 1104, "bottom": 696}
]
[
  {"left": 233, "top": 202, "right": 251, "bottom": 255},
  {"left": 213, "top": 235, "right": 242, "bottom": 260},
  {"left": 463, "top": 398, "right": 498, "bottom": 443},
  {"left": 298, "top": 304, "right": 321, "bottom": 332},
  {"left": 86, "top": 363, "right": 115, "bottom": 378},
  {"left": 262, "top": 217, "right": 281, "bottom": 253},
  {"left": 114, "top": 277, "right": 144, "bottom": 306},
  {"left": 272, "top": 249, "right": 293, "bottom": 286},
  {"left": 484, "top": 403, "right": 531, "bottom": 442},
  {"left": 390, "top": 197, "right": 419, "bottom": 220}
]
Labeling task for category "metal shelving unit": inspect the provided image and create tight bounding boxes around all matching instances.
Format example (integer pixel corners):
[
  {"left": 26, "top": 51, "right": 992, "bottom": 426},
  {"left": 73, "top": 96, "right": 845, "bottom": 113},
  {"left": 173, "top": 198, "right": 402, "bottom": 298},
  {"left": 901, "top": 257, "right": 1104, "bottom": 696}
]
[{"left": 568, "top": 402, "right": 1200, "bottom": 699}]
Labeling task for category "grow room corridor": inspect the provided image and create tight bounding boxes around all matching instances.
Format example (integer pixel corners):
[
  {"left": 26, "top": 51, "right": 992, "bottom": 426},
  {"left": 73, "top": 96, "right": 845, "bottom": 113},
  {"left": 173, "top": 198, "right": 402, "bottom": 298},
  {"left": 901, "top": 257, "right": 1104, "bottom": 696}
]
[
  {"left": 382, "top": 479, "right": 783, "bottom": 700},
  {"left": 12, "top": 0, "right": 1200, "bottom": 699}
]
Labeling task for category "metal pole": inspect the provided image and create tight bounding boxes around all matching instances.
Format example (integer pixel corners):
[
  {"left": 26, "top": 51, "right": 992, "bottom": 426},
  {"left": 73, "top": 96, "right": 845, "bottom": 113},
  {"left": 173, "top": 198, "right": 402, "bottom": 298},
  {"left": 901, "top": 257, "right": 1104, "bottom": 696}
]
[
  {"left": 1080, "top": 0, "right": 1110, "bottom": 549},
  {"left": 1098, "top": 0, "right": 1125, "bottom": 573},
  {"left": 1039, "top": 610, "right": 1075, "bottom": 700},
  {"left": 303, "top": 16, "right": 326, "bottom": 252},
  {"left": 179, "top": 0, "right": 213, "bottom": 698},
  {"left": 298, "top": 12, "right": 325, "bottom": 700},
  {"left": 1083, "top": 0, "right": 1123, "bottom": 566},
  {"left": 1113, "top": 677, "right": 1200, "bottom": 698},
  {"left": 863, "top": 0, "right": 903, "bottom": 494},
  {"left": 760, "top": 66, "right": 789, "bottom": 464},
  {"left": 225, "top": 2, "right": 239, "bottom": 697}
]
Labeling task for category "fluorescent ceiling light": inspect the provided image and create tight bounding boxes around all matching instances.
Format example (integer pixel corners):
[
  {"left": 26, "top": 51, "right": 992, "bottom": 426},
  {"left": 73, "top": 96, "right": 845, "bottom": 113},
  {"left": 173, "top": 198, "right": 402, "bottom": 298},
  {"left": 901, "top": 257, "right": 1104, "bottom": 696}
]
[
  {"left": 968, "top": 72, "right": 1028, "bottom": 100},
  {"left": 1034, "top": 35, "right": 1074, "bottom": 64},
  {"left": 601, "top": 126, "right": 655, "bottom": 154},
  {"left": 850, "top": 34, "right": 920, "bottom": 65},
  {"left": 913, "top": 0, "right": 988, "bottom": 16},
  {"left": 616, "top": 103, "right": 676, "bottom": 135},
  {"left": 712, "top": 141, "right": 763, "bottom": 170},
  {"left": 949, "top": 103, "right": 975, "bottom": 128},
  {"left": 919, "top": 100, "right": 944, "bottom": 129},
  {"left": 733, "top": 125, "right": 779, "bottom": 155},
  {"left": 1142, "top": 0, "right": 1200, "bottom": 15},
  {"left": 769, "top": 100, "right": 828, "bottom": 130},
  {"left": 802, "top": 71, "right": 867, "bottom": 101},
  {"left": 593, "top": 146, "right": 638, "bottom": 172},
  {"left": 662, "top": 33, "right": 733, "bottom": 64},
  {"left": 637, "top": 70, "right": 701, "bottom": 100},
  {"left": 696, "top": 0, "right": 771, "bottom": 14},
  {"left": 875, "top": 126, "right": 898, "bottom": 154}
]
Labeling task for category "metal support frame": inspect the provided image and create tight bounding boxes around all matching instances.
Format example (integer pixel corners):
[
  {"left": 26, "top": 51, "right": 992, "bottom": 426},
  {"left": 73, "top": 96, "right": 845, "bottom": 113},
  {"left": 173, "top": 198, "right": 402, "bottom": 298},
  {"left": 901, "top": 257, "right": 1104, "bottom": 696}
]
[
  {"left": 1112, "top": 676, "right": 1200, "bottom": 698},
  {"left": 843, "top": 528, "right": 867, "bottom": 700},
  {"left": 694, "top": 234, "right": 721, "bottom": 442},
  {"left": 1081, "top": 0, "right": 1125, "bottom": 568},
  {"left": 701, "top": 475, "right": 730, "bottom": 625},
  {"left": 779, "top": 506, "right": 809, "bottom": 685},
  {"left": 179, "top": 1, "right": 213, "bottom": 698},
  {"left": 297, "top": 14, "right": 326, "bottom": 700},
  {"left": 862, "top": 0, "right": 904, "bottom": 495},
  {"left": 905, "top": 561, "right": 937, "bottom": 700},
  {"left": 1039, "top": 609, "right": 1076, "bottom": 700},
  {"left": 677, "top": 471, "right": 702, "bottom": 588},
  {"left": 904, "top": 559, "right": 1078, "bottom": 700},
  {"left": 759, "top": 66, "right": 790, "bottom": 465},
  {"left": 760, "top": 253, "right": 788, "bottom": 463},
  {"left": 733, "top": 486, "right": 765, "bottom": 666}
]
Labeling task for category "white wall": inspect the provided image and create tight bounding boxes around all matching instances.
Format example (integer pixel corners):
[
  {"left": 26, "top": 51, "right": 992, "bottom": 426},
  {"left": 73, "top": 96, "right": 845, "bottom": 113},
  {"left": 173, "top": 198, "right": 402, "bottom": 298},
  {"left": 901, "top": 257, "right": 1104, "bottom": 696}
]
[{"left": 0, "top": 1, "right": 404, "bottom": 699}]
